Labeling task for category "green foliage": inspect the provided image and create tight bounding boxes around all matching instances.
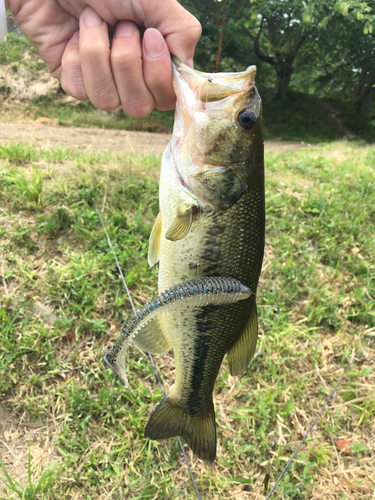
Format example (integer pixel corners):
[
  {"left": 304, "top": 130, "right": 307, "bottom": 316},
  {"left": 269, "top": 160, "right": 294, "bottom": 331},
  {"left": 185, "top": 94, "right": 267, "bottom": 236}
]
[
  {"left": 263, "top": 91, "right": 375, "bottom": 142},
  {"left": 181, "top": 0, "right": 375, "bottom": 113},
  {"left": 0, "top": 141, "right": 40, "bottom": 164},
  {"left": 349, "top": 441, "right": 369, "bottom": 457},
  {"left": 239, "top": 0, "right": 375, "bottom": 98},
  {"left": 26, "top": 95, "right": 174, "bottom": 133}
]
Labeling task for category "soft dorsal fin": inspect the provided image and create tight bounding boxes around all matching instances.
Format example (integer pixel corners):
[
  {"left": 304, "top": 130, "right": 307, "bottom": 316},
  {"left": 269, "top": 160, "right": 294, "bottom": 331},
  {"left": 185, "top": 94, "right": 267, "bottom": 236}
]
[
  {"left": 227, "top": 300, "right": 258, "bottom": 376},
  {"left": 132, "top": 314, "right": 171, "bottom": 355},
  {"left": 148, "top": 212, "right": 162, "bottom": 267},
  {"left": 165, "top": 206, "right": 197, "bottom": 241}
]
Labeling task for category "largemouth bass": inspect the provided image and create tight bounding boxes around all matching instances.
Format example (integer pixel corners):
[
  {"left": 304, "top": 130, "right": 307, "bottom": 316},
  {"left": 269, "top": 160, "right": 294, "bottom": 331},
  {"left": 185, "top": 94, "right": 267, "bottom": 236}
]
[{"left": 104, "top": 58, "right": 265, "bottom": 463}]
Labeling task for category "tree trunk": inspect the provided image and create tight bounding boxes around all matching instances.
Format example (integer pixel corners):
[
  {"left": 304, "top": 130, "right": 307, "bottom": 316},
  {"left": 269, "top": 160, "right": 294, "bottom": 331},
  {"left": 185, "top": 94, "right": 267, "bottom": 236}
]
[
  {"left": 275, "top": 64, "right": 293, "bottom": 100},
  {"left": 352, "top": 74, "right": 365, "bottom": 106},
  {"left": 359, "top": 87, "right": 374, "bottom": 117},
  {"left": 241, "top": 24, "right": 307, "bottom": 100},
  {"left": 352, "top": 71, "right": 375, "bottom": 116}
]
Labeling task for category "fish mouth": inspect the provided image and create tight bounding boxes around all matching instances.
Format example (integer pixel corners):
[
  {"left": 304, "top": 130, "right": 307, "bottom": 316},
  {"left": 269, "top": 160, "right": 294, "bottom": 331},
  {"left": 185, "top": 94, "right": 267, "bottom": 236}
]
[
  {"left": 170, "top": 56, "right": 260, "bottom": 209},
  {"left": 171, "top": 55, "right": 257, "bottom": 102}
]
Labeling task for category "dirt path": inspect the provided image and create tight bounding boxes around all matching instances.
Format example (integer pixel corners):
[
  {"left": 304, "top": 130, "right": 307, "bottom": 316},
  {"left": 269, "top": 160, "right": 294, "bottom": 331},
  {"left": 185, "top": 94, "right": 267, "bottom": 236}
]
[{"left": 0, "top": 120, "right": 304, "bottom": 155}]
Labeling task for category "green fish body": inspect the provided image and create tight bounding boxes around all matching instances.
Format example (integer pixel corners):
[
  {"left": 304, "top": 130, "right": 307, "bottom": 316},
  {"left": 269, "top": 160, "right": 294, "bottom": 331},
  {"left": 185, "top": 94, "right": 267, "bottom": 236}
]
[{"left": 142, "top": 59, "right": 265, "bottom": 462}]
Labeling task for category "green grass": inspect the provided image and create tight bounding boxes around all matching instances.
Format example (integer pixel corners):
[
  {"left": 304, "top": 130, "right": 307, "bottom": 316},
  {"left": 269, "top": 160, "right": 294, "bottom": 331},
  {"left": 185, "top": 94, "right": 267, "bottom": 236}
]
[
  {"left": 26, "top": 96, "right": 175, "bottom": 133},
  {"left": 0, "top": 140, "right": 374, "bottom": 499},
  {"left": 0, "top": 446, "right": 61, "bottom": 500},
  {"left": 2, "top": 168, "right": 45, "bottom": 208},
  {"left": 0, "top": 33, "right": 39, "bottom": 66}
]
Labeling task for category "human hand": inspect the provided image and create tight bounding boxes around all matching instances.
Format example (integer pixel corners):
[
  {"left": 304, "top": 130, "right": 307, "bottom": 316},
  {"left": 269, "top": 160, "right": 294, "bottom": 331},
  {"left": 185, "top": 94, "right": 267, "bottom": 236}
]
[{"left": 5, "top": 0, "right": 201, "bottom": 117}]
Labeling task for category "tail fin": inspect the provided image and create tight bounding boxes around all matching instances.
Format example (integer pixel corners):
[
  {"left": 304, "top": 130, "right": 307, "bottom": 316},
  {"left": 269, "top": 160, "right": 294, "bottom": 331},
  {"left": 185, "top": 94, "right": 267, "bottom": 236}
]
[{"left": 144, "top": 396, "right": 216, "bottom": 463}]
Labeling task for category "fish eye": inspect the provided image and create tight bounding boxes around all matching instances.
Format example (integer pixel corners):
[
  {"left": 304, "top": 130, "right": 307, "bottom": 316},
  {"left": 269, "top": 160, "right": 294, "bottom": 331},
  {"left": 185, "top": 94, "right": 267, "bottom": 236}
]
[{"left": 237, "top": 109, "right": 257, "bottom": 130}]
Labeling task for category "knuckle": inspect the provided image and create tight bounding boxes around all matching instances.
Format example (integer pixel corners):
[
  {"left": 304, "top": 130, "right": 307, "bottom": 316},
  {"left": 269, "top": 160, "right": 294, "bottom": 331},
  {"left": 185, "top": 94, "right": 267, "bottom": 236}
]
[
  {"left": 144, "top": 62, "right": 172, "bottom": 90},
  {"left": 80, "top": 40, "right": 109, "bottom": 59},
  {"left": 94, "top": 92, "right": 120, "bottom": 111},
  {"left": 110, "top": 49, "right": 138, "bottom": 69},
  {"left": 61, "top": 76, "right": 88, "bottom": 101},
  {"left": 156, "top": 99, "right": 175, "bottom": 112},
  {"left": 123, "top": 98, "right": 154, "bottom": 118},
  {"left": 186, "top": 18, "right": 202, "bottom": 43},
  {"left": 144, "top": 73, "right": 164, "bottom": 89},
  {"left": 62, "top": 49, "right": 81, "bottom": 71},
  {"left": 88, "top": 80, "right": 120, "bottom": 110}
]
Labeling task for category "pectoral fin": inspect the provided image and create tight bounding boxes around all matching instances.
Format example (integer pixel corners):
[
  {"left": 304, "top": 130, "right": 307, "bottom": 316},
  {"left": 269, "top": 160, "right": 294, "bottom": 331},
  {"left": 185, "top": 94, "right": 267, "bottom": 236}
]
[
  {"left": 148, "top": 212, "right": 162, "bottom": 267},
  {"left": 165, "top": 206, "right": 197, "bottom": 241},
  {"left": 132, "top": 314, "right": 171, "bottom": 355},
  {"left": 227, "top": 300, "right": 258, "bottom": 376}
]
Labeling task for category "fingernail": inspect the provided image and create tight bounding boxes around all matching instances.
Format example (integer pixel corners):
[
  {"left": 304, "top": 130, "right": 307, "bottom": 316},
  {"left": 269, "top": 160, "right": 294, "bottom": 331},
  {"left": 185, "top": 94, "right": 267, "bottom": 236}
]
[
  {"left": 115, "top": 20, "right": 137, "bottom": 37},
  {"left": 83, "top": 7, "right": 103, "bottom": 27},
  {"left": 144, "top": 28, "right": 165, "bottom": 58},
  {"left": 70, "top": 31, "right": 79, "bottom": 44},
  {"left": 185, "top": 58, "right": 194, "bottom": 69}
]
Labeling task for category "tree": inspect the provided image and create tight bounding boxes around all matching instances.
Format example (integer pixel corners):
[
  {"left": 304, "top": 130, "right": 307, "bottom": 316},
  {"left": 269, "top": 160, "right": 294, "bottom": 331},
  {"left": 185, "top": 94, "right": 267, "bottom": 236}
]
[
  {"left": 180, "top": 0, "right": 375, "bottom": 114},
  {"left": 346, "top": 13, "right": 375, "bottom": 116},
  {"left": 237, "top": 0, "right": 375, "bottom": 100},
  {"left": 289, "top": 2, "right": 375, "bottom": 115}
]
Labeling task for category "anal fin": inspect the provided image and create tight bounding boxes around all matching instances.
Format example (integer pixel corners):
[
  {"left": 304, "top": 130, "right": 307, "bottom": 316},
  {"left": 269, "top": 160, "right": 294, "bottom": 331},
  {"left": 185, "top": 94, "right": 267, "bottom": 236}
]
[
  {"left": 132, "top": 314, "right": 171, "bottom": 355},
  {"left": 227, "top": 300, "right": 258, "bottom": 376}
]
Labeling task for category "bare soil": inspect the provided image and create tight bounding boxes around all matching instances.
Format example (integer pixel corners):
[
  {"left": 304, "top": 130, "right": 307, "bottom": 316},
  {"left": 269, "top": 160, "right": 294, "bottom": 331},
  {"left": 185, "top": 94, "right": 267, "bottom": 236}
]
[{"left": 0, "top": 119, "right": 305, "bottom": 155}]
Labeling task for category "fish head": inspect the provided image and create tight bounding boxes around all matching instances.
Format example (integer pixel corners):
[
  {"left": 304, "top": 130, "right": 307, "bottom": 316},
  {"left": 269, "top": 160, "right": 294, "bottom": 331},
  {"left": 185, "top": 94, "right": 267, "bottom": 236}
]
[{"left": 171, "top": 57, "right": 263, "bottom": 210}]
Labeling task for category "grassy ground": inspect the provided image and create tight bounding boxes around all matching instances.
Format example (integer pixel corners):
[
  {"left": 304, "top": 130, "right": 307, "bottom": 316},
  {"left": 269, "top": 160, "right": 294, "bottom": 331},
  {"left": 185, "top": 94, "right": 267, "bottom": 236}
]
[{"left": 0, "top": 139, "right": 374, "bottom": 499}]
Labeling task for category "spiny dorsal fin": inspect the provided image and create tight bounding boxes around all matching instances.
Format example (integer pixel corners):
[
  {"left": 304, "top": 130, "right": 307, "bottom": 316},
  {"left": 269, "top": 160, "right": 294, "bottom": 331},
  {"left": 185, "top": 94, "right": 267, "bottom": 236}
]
[
  {"left": 148, "top": 212, "right": 162, "bottom": 267},
  {"left": 227, "top": 299, "right": 258, "bottom": 376},
  {"left": 165, "top": 206, "right": 197, "bottom": 241},
  {"left": 132, "top": 314, "right": 170, "bottom": 355}
]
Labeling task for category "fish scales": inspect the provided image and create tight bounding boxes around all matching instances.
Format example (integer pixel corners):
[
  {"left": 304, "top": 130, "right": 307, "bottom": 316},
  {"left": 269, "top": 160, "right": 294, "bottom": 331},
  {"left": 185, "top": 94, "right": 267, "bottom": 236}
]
[
  {"left": 144, "top": 59, "right": 265, "bottom": 462},
  {"left": 154, "top": 154, "right": 264, "bottom": 453},
  {"left": 105, "top": 58, "right": 265, "bottom": 463}
]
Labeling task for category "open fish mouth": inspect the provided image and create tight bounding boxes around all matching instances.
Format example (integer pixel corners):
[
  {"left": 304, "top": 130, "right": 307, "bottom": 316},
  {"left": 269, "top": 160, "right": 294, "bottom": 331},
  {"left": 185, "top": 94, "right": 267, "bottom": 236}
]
[
  {"left": 169, "top": 56, "right": 262, "bottom": 211},
  {"left": 171, "top": 55, "right": 257, "bottom": 103}
]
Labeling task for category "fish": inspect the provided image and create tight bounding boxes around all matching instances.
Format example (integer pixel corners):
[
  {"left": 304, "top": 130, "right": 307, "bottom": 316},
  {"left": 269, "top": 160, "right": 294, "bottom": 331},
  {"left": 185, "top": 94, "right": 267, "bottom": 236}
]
[{"left": 104, "top": 57, "right": 265, "bottom": 463}]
